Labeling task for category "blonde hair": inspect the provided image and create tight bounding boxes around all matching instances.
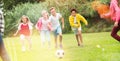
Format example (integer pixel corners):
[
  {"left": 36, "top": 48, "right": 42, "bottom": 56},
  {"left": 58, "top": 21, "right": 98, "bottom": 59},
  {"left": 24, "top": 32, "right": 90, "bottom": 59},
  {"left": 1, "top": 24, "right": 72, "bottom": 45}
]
[
  {"left": 41, "top": 10, "right": 49, "bottom": 18},
  {"left": 19, "top": 15, "right": 33, "bottom": 25},
  {"left": 41, "top": 10, "right": 48, "bottom": 15},
  {"left": 49, "top": 7, "right": 55, "bottom": 11},
  {"left": 19, "top": 15, "right": 29, "bottom": 23}
]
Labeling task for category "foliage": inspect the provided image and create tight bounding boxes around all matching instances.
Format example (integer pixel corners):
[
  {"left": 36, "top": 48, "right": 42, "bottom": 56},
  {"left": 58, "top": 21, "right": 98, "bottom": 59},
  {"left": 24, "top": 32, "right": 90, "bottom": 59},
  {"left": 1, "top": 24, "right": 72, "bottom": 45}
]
[
  {"left": 5, "top": 3, "right": 48, "bottom": 35},
  {"left": 82, "top": 19, "right": 113, "bottom": 33},
  {"left": 3, "top": 0, "right": 45, "bottom": 10},
  {"left": 100, "top": 0, "right": 110, "bottom": 4},
  {"left": 4, "top": 0, "right": 114, "bottom": 36}
]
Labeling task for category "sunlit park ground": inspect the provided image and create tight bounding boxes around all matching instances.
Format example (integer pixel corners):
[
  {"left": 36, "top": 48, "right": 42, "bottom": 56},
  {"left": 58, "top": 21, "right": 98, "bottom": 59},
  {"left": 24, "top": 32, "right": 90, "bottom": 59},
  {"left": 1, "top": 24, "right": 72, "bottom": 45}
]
[{"left": 1, "top": 32, "right": 120, "bottom": 61}]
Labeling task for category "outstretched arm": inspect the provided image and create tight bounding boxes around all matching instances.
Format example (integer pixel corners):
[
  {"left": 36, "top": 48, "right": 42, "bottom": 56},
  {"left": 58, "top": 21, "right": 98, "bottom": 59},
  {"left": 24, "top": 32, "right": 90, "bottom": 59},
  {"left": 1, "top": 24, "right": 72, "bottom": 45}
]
[
  {"left": 61, "top": 17, "right": 64, "bottom": 29},
  {"left": 14, "top": 24, "right": 21, "bottom": 36},
  {"left": 14, "top": 30, "right": 19, "bottom": 36},
  {"left": 79, "top": 15, "right": 88, "bottom": 26}
]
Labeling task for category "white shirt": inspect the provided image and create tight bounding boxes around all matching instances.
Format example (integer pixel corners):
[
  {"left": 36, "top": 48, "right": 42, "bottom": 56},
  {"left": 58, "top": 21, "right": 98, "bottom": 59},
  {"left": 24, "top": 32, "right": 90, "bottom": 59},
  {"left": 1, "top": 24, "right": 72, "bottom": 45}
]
[
  {"left": 49, "top": 13, "right": 62, "bottom": 30},
  {"left": 41, "top": 18, "right": 50, "bottom": 30},
  {"left": 72, "top": 17, "right": 77, "bottom": 30}
]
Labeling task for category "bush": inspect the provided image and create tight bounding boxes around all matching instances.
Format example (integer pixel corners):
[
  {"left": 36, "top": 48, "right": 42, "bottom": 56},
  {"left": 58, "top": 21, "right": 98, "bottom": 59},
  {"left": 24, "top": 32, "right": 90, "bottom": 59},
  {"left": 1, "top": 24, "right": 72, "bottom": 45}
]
[
  {"left": 5, "top": 3, "right": 49, "bottom": 36},
  {"left": 100, "top": 0, "right": 110, "bottom": 4},
  {"left": 5, "top": 0, "right": 113, "bottom": 36},
  {"left": 82, "top": 19, "right": 113, "bottom": 33}
]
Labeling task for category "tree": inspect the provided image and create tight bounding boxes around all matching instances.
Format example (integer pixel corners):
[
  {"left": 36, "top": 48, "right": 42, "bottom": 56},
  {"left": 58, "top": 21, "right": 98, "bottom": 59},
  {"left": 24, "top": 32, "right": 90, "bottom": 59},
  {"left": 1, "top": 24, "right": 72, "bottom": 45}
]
[{"left": 3, "top": 0, "right": 45, "bottom": 10}]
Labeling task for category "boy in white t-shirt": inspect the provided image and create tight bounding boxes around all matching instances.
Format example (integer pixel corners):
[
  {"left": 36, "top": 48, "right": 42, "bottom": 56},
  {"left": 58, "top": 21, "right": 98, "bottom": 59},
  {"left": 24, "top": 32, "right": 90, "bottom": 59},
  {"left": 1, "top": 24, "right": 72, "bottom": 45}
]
[{"left": 49, "top": 7, "right": 64, "bottom": 49}]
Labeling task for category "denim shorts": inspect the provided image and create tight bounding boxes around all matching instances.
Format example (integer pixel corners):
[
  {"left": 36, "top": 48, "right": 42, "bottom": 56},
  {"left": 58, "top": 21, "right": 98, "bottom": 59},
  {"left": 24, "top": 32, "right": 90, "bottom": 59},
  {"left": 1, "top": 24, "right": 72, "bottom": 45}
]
[
  {"left": 53, "top": 26, "right": 62, "bottom": 36},
  {"left": 72, "top": 27, "right": 81, "bottom": 34},
  {"left": 0, "top": 34, "right": 3, "bottom": 48}
]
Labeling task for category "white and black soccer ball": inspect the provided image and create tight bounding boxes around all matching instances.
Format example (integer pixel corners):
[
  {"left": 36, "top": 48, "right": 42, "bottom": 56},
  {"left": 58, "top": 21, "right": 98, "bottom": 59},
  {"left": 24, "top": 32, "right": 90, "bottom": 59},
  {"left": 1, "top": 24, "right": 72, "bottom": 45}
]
[{"left": 55, "top": 49, "right": 64, "bottom": 59}]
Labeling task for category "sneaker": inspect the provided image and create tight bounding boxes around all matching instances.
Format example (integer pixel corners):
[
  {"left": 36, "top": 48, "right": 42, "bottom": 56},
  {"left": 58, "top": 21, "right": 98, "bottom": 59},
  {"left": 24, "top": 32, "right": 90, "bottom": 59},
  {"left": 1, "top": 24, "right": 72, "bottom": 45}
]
[
  {"left": 55, "top": 44, "right": 58, "bottom": 49},
  {"left": 80, "top": 43, "right": 84, "bottom": 47},
  {"left": 55, "top": 45, "right": 58, "bottom": 49},
  {"left": 22, "top": 47, "right": 26, "bottom": 52},
  {"left": 80, "top": 45, "right": 84, "bottom": 47},
  {"left": 78, "top": 44, "right": 80, "bottom": 46},
  {"left": 28, "top": 47, "right": 32, "bottom": 51}
]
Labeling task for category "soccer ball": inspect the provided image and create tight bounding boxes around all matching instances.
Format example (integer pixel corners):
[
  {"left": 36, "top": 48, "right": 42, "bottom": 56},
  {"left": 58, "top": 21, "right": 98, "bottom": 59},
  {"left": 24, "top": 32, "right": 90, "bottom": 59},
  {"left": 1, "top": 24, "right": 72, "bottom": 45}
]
[
  {"left": 96, "top": 44, "right": 101, "bottom": 48},
  {"left": 55, "top": 49, "right": 64, "bottom": 59}
]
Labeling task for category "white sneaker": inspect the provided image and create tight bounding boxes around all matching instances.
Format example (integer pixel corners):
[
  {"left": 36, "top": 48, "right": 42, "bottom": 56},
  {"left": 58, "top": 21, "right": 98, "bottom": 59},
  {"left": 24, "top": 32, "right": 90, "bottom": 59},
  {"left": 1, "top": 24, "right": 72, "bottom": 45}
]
[
  {"left": 80, "top": 43, "right": 84, "bottom": 47},
  {"left": 28, "top": 47, "right": 32, "bottom": 51},
  {"left": 22, "top": 47, "right": 26, "bottom": 52}
]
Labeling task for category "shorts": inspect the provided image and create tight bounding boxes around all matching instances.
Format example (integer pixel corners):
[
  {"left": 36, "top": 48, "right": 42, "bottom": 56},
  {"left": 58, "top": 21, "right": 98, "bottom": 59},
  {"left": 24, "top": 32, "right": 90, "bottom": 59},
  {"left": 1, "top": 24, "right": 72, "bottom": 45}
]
[
  {"left": 53, "top": 26, "right": 62, "bottom": 36},
  {"left": 20, "top": 34, "right": 30, "bottom": 40},
  {"left": 72, "top": 27, "right": 82, "bottom": 34},
  {"left": 20, "top": 34, "right": 25, "bottom": 40},
  {"left": 0, "top": 34, "right": 3, "bottom": 47}
]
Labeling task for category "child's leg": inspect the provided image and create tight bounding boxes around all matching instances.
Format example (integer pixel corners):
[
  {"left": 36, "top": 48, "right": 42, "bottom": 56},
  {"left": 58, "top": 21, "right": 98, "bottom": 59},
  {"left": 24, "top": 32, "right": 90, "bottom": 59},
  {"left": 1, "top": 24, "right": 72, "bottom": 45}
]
[
  {"left": 46, "top": 31, "right": 51, "bottom": 48},
  {"left": 78, "top": 30, "right": 83, "bottom": 43},
  {"left": 40, "top": 31, "right": 45, "bottom": 47},
  {"left": 0, "top": 35, "right": 11, "bottom": 61},
  {"left": 111, "top": 25, "right": 120, "bottom": 42},
  {"left": 59, "top": 33, "right": 62, "bottom": 48},
  {"left": 75, "top": 34, "right": 80, "bottom": 46},
  {"left": 53, "top": 30, "right": 58, "bottom": 48},
  {"left": 73, "top": 29, "right": 80, "bottom": 46},
  {"left": 77, "top": 27, "right": 83, "bottom": 46},
  {"left": 57, "top": 26, "right": 63, "bottom": 48},
  {"left": 20, "top": 35, "right": 26, "bottom": 51},
  {"left": 26, "top": 36, "right": 32, "bottom": 50},
  {"left": 54, "top": 35, "right": 58, "bottom": 48},
  {"left": 0, "top": 45, "right": 11, "bottom": 61},
  {"left": 59, "top": 35, "right": 62, "bottom": 43}
]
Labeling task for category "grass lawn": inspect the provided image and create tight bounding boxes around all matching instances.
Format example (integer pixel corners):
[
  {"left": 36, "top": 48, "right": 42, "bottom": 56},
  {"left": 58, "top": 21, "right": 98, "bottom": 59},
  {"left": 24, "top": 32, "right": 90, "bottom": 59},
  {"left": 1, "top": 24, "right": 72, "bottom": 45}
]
[{"left": 1, "top": 32, "right": 120, "bottom": 61}]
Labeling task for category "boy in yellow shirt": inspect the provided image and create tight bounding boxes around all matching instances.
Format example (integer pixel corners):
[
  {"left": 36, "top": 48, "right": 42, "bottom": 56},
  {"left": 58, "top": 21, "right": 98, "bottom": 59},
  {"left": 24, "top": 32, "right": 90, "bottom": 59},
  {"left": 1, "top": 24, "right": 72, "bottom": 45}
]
[{"left": 69, "top": 9, "right": 88, "bottom": 46}]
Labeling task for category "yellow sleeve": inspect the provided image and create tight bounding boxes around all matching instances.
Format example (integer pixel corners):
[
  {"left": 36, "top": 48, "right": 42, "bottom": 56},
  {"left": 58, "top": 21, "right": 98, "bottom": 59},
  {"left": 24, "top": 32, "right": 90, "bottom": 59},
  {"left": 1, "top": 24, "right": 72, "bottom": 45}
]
[
  {"left": 78, "top": 14, "right": 88, "bottom": 25},
  {"left": 69, "top": 16, "right": 79, "bottom": 28}
]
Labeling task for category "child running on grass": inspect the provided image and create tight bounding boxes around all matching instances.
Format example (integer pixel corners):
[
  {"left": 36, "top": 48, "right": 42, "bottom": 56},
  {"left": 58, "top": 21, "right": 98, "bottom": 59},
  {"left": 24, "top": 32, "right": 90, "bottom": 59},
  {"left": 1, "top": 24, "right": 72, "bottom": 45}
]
[
  {"left": 49, "top": 7, "right": 64, "bottom": 49},
  {"left": 69, "top": 9, "right": 88, "bottom": 46},
  {"left": 14, "top": 15, "right": 33, "bottom": 51},
  {"left": 36, "top": 10, "right": 51, "bottom": 48},
  {"left": 101, "top": 0, "right": 120, "bottom": 42}
]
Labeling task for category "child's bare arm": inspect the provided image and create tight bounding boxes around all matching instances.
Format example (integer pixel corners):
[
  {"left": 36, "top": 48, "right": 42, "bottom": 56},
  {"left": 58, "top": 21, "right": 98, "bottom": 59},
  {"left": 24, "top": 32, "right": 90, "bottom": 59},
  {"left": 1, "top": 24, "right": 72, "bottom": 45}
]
[{"left": 14, "top": 30, "right": 19, "bottom": 36}]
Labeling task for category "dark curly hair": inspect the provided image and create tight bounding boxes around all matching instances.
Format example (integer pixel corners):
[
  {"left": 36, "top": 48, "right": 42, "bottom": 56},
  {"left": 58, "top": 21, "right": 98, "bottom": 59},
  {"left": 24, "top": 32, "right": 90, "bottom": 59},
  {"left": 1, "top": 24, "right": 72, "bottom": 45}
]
[{"left": 70, "top": 9, "right": 77, "bottom": 13}]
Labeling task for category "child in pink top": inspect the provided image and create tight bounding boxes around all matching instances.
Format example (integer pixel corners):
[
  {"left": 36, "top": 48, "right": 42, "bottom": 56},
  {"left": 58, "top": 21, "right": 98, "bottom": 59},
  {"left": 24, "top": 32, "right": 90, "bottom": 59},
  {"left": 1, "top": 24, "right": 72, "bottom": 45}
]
[
  {"left": 14, "top": 15, "right": 33, "bottom": 51},
  {"left": 102, "top": 0, "right": 120, "bottom": 42},
  {"left": 36, "top": 10, "right": 51, "bottom": 48}
]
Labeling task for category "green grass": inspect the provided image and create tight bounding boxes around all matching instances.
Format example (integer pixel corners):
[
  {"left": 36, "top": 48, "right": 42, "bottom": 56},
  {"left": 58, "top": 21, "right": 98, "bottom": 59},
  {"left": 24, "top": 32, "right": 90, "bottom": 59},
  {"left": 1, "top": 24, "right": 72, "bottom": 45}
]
[{"left": 1, "top": 32, "right": 120, "bottom": 61}]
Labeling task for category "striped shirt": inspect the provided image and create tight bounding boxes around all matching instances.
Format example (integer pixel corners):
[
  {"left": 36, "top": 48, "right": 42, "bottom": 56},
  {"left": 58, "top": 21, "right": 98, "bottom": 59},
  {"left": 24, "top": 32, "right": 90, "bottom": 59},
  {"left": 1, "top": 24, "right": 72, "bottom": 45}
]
[{"left": 0, "top": 10, "right": 4, "bottom": 35}]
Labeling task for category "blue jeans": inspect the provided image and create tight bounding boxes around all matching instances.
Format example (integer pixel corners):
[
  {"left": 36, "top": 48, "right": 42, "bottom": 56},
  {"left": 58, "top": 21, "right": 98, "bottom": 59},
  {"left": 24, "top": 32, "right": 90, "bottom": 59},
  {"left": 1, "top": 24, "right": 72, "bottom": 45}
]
[
  {"left": 53, "top": 26, "right": 62, "bottom": 36},
  {"left": 40, "top": 30, "right": 50, "bottom": 43},
  {"left": 0, "top": 34, "right": 3, "bottom": 47},
  {"left": 0, "top": 34, "right": 4, "bottom": 55}
]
